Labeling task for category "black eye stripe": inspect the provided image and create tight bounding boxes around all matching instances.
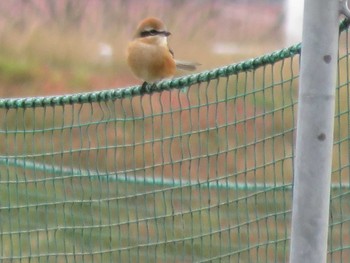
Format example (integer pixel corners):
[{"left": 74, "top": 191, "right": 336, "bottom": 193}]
[{"left": 140, "top": 30, "right": 169, "bottom": 38}]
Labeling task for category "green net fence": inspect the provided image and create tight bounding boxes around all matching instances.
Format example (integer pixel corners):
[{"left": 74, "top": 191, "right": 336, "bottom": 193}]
[{"left": 0, "top": 20, "right": 350, "bottom": 263}]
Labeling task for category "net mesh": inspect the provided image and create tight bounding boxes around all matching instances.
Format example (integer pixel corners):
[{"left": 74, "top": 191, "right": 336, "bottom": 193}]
[{"left": 0, "top": 20, "right": 349, "bottom": 263}]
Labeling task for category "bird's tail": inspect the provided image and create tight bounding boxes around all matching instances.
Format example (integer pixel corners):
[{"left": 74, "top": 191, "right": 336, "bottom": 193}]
[{"left": 175, "top": 60, "right": 201, "bottom": 71}]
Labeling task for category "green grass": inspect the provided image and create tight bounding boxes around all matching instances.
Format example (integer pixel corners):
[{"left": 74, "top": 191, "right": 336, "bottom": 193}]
[{"left": 0, "top": 169, "right": 292, "bottom": 262}]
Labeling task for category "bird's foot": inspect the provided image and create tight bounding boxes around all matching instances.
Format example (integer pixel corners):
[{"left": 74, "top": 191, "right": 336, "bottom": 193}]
[
  {"left": 140, "top": 81, "right": 149, "bottom": 93},
  {"left": 140, "top": 82, "right": 157, "bottom": 94}
]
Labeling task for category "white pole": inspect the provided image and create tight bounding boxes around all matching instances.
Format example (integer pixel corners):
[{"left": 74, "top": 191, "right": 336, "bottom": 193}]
[{"left": 289, "top": 0, "right": 339, "bottom": 262}]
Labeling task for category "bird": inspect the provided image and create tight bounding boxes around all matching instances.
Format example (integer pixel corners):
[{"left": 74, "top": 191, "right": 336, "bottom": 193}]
[{"left": 126, "top": 17, "right": 199, "bottom": 90}]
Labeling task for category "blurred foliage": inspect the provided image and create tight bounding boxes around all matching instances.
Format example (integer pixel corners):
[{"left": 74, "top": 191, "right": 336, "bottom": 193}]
[
  {"left": 0, "top": 55, "right": 38, "bottom": 84},
  {"left": 0, "top": 0, "right": 284, "bottom": 97}
]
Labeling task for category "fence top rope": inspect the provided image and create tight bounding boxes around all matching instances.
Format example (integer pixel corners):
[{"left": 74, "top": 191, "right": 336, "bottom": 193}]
[
  {"left": 0, "top": 19, "right": 349, "bottom": 110},
  {"left": 0, "top": 46, "right": 301, "bottom": 110}
]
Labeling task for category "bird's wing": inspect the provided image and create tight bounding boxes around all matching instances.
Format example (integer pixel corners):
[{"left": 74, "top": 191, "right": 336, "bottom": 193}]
[{"left": 175, "top": 60, "right": 201, "bottom": 71}]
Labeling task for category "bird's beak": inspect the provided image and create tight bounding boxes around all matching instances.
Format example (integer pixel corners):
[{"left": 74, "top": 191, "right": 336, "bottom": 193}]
[{"left": 164, "top": 31, "right": 171, "bottom": 37}]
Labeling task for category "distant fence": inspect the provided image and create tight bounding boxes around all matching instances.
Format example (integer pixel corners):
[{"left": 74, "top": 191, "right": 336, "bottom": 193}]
[{"left": 0, "top": 20, "right": 349, "bottom": 263}]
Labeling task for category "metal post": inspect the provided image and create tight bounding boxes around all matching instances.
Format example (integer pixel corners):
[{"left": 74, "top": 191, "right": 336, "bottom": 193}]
[{"left": 289, "top": 0, "right": 339, "bottom": 262}]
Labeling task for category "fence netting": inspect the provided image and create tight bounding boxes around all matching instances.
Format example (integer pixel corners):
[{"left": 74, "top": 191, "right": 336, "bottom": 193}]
[{"left": 0, "top": 20, "right": 350, "bottom": 263}]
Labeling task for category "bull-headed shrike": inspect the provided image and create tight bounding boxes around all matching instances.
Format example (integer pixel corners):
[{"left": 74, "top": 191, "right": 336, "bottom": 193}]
[{"left": 127, "top": 17, "right": 199, "bottom": 90}]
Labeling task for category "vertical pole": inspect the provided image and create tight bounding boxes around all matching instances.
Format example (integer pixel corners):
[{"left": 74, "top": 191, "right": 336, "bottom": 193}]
[{"left": 289, "top": 0, "right": 339, "bottom": 262}]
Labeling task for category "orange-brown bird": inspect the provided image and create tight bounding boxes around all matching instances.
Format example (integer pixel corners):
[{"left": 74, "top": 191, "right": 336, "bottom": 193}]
[{"left": 127, "top": 17, "right": 199, "bottom": 89}]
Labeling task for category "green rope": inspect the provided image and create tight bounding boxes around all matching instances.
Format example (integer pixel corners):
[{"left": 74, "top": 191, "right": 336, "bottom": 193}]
[
  {"left": 339, "top": 17, "right": 350, "bottom": 32},
  {"left": 0, "top": 157, "right": 288, "bottom": 191}
]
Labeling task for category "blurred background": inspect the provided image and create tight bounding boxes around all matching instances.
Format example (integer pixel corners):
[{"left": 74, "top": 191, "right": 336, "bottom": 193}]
[{"left": 0, "top": 0, "right": 302, "bottom": 98}]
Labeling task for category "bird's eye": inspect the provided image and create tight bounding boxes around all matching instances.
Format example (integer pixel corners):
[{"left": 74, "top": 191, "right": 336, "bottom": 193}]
[{"left": 149, "top": 30, "right": 159, "bottom": 35}]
